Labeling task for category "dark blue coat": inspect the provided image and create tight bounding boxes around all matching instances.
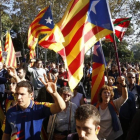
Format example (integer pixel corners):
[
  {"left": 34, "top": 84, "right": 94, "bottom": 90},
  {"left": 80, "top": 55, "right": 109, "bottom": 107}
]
[{"left": 114, "top": 89, "right": 136, "bottom": 121}]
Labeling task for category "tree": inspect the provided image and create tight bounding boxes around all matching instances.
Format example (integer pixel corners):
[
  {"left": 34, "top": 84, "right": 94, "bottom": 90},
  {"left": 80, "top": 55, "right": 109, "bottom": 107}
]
[
  {"left": 1, "top": 0, "right": 140, "bottom": 62},
  {"left": 102, "top": 40, "right": 134, "bottom": 63},
  {"left": 131, "top": 43, "right": 140, "bottom": 62}
]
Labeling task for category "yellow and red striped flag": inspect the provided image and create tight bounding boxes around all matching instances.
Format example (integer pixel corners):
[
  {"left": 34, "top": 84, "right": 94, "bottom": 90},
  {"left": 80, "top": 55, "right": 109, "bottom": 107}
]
[
  {"left": 28, "top": 6, "right": 54, "bottom": 51},
  {"left": 29, "top": 49, "right": 36, "bottom": 67},
  {"left": 0, "top": 40, "right": 3, "bottom": 62},
  {"left": 39, "top": 0, "right": 113, "bottom": 90},
  {"left": 5, "top": 32, "right": 17, "bottom": 68},
  {"left": 39, "top": 25, "right": 65, "bottom": 61},
  {"left": 30, "top": 49, "right": 36, "bottom": 60},
  {"left": 91, "top": 42, "right": 106, "bottom": 104}
]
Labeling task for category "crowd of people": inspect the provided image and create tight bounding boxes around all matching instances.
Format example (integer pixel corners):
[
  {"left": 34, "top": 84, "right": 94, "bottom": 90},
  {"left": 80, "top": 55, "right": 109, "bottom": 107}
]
[{"left": 0, "top": 59, "right": 140, "bottom": 140}]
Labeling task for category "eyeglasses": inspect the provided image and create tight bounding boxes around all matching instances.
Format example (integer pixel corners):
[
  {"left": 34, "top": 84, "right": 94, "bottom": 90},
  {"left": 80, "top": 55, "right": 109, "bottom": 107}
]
[
  {"left": 128, "top": 77, "right": 135, "bottom": 79},
  {"left": 62, "top": 93, "right": 71, "bottom": 97}
]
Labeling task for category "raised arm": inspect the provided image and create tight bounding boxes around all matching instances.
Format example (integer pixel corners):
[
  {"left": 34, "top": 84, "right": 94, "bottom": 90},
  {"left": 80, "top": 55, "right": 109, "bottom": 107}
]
[
  {"left": 117, "top": 76, "right": 128, "bottom": 100},
  {"left": 27, "top": 59, "right": 36, "bottom": 73},
  {"left": 40, "top": 74, "right": 66, "bottom": 114},
  {"left": 7, "top": 67, "right": 20, "bottom": 83}
]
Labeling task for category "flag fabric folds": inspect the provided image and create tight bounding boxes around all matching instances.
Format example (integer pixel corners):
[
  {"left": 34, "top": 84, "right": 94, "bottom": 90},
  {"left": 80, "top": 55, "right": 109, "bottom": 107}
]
[
  {"left": 5, "top": 32, "right": 17, "bottom": 68},
  {"left": 29, "top": 49, "right": 36, "bottom": 67},
  {"left": 28, "top": 6, "right": 54, "bottom": 51},
  {"left": 91, "top": 41, "right": 105, "bottom": 104},
  {"left": 0, "top": 40, "right": 3, "bottom": 62},
  {"left": 39, "top": 0, "right": 113, "bottom": 90},
  {"left": 106, "top": 17, "right": 131, "bottom": 42},
  {"left": 30, "top": 49, "right": 36, "bottom": 60},
  {"left": 39, "top": 25, "right": 65, "bottom": 60}
]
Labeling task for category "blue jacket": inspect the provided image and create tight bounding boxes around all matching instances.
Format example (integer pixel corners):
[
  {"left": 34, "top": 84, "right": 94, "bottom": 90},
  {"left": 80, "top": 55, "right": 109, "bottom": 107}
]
[
  {"left": 0, "top": 69, "right": 7, "bottom": 94},
  {"left": 114, "top": 89, "right": 136, "bottom": 121}
]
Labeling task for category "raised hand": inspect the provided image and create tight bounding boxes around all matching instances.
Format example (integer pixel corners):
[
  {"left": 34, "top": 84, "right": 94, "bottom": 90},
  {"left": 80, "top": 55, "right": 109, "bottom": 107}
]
[
  {"left": 39, "top": 74, "right": 57, "bottom": 95},
  {"left": 117, "top": 76, "right": 126, "bottom": 86},
  {"left": 7, "top": 66, "right": 17, "bottom": 78}
]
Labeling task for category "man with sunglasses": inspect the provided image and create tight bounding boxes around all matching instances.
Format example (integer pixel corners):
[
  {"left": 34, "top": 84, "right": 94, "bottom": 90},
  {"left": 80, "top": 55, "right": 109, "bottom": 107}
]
[
  {"left": 2, "top": 76, "right": 66, "bottom": 140},
  {"left": 127, "top": 72, "right": 140, "bottom": 109},
  {"left": 113, "top": 76, "right": 136, "bottom": 139}
]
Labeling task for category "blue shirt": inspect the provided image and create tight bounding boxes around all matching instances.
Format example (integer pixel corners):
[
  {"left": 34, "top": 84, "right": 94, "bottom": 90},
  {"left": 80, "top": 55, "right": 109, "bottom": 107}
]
[{"left": 4, "top": 100, "right": 52, "bottom": 140}]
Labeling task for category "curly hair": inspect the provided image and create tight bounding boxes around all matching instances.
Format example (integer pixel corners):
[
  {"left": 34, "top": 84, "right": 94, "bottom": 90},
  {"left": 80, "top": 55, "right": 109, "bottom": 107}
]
[{"left": 98, "top": 85, "right": 114, "bottom": 103}]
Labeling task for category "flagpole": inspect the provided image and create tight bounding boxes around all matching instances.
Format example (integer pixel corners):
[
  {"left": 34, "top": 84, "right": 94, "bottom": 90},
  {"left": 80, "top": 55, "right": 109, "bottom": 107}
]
[
  {"left": 100, "top": 40, "right": 108, "bottom": 77},
  {"left": 112, "top": 33, "right": 121, "bottom": 76},
  {"left": 99, "top": 40, "right": 106, "bottom": 66}
]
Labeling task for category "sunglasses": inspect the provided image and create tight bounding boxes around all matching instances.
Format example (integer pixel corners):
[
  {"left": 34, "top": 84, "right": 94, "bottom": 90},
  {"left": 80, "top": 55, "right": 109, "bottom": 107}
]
[
  {"left": 128, "top": 77, "right": 135, "bottom": 79},
  {"left": 62, "top": 93, "right": 71, "bottom": 97}
]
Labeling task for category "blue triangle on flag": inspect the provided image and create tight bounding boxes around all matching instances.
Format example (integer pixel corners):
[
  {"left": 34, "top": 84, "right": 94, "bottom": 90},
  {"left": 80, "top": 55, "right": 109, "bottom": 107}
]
[
  {"left": 93, "top": 42, "right": 106, "bottom": 66},
  {"left": 39, "top": 6, "right": 54, "bottom": 29},
  {"left": 87, "top": 0, "right": 113, "bottom": 31}
]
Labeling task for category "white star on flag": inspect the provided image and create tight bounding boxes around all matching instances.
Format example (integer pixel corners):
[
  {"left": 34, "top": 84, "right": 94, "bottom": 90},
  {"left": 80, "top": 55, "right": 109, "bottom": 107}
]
[
  {"left": 93, "top": 44, "right": 100, "bottom": 56},
  {"left": 45, "top": 17, "right": 52, "bottom": 24},
  {"left": 90, "top": 0, "right": 100, "bottom": 14}
]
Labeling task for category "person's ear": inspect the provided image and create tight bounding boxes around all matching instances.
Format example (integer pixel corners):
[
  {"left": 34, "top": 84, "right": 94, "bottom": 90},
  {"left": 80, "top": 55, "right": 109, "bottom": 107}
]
[
  {"left": 95, "top": 125, "right": 100, "bottom": 135},
  {"left": 29, "top": 92, "right": 33, "bottom": 98}
]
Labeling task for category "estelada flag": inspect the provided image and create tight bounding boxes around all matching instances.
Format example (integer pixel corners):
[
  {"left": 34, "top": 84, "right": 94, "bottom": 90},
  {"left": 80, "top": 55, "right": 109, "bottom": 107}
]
[
  {"left": 39, "top": 0, "right": 113, "bottom": 90},
  {"left": 106, "top": 17, "right": 131, "bottom": 42},
  {"left": 5, "top": 32, "right": 17, "bottom": 68},
  {"left": 91, "top": 41, "right": 106, "bottom": 104},
  {"left": 28, "top": 6, "right": 54, "bottom": 50}
]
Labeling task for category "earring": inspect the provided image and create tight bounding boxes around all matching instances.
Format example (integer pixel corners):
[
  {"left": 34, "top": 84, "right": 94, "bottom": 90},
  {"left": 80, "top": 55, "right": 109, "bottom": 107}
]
[{"left": 95, "top": 129, "right": 99, "bottom": 135}]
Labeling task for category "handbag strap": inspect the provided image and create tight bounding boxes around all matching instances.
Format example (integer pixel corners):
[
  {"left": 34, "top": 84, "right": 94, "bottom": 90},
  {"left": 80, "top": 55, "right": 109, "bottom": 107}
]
[
  {"left": 48, "top": 114, "right": 57, "bottom": 140},
  {"left": 68, "top": 102, "right": 72, "bottom": 134}
]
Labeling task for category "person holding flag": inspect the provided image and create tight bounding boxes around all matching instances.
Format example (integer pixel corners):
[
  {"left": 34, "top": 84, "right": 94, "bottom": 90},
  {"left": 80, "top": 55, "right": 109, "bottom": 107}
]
[{"left": 95, "top": 76, "right": 128, "bottom": 140}]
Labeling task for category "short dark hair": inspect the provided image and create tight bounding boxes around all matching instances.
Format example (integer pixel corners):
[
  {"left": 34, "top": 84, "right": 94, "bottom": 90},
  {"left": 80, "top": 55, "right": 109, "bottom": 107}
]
[
  {"left": 51, "top": 68, "right": 58, "bottom": 74},
  {"left": 75, "top": 104, "right": 100, "bottom": 126},
  {"left": 36, "top": 59, "right": 42, "bottom": 63},
  {"left": 121, "top": 67, "right": 126, "bottom": 72},
  {"left": 17, "top": 67, "right": 26, "bottom": 74},
  {"left": 16, "top": 81, "right": 33, "bottom": 93}
]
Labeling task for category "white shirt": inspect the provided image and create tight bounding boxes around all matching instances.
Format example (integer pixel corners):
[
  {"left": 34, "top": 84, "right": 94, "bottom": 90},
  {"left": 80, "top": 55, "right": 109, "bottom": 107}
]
[{"left": 98, "top": 96, "right": 126, "bottom": 140}]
